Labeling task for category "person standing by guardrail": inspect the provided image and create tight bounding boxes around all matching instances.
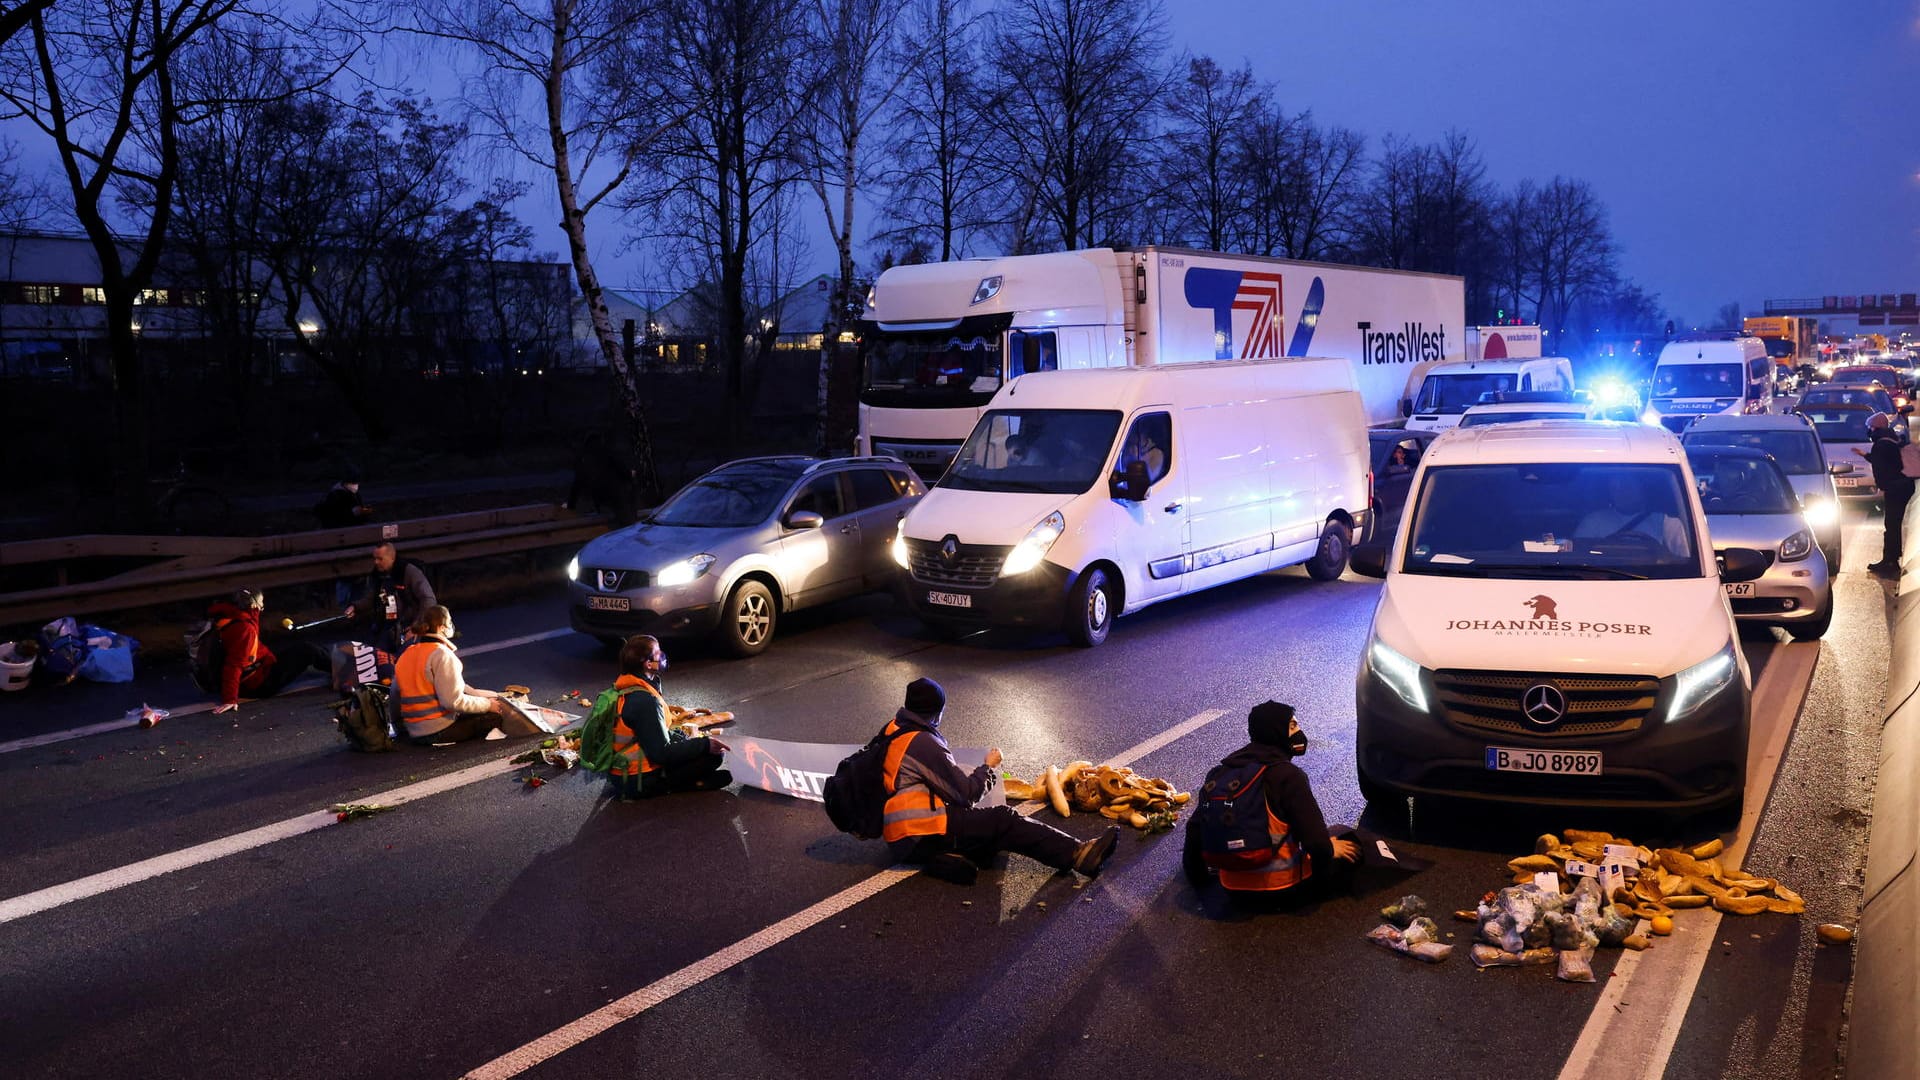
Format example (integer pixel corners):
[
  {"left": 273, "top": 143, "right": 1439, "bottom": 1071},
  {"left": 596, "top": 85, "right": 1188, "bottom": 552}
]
[
  {"left": 345, "top": 542, "right": 436, "bottom": 654},
  {"left": 1857, "top": 412, "right": 1914, "bottom": 577},
  {"left": 208, "top": 589, "right": 330, "bottom": 716}
]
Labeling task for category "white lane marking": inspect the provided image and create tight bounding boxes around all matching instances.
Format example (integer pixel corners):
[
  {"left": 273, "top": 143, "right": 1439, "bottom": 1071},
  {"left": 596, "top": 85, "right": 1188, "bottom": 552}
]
[
  {"left": 0, "top": 751, "right": 541, "bottom": 925},
  {"left": 461, "top": 707, "right": 1232, "bottom": 1079},
  {"left": 1556, "top": 641, "right": 1819, "bottom": 1080},
  {"left": 0, "top": 628, "right": 572, "bottom": 756}
]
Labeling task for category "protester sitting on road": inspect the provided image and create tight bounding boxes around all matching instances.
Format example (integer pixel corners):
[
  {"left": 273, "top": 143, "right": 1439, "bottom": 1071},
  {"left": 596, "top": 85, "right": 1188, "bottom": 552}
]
[
  {"left": 345, "top": 542, "right": 436, "bottom": 655},
  {"left": 313, "top": 470, "right": 373, "bottom": 529},
  {"left": 208, "top": 589, "right": 330, "bottom": 715},
  {"left": 391, "top": 605, "right": 540, "bottom": 745},
  {"left": 873, "top": 677, "right": 1118, "bottom": 885},
  {"left": 603, "top": 634, "right": 731, "bottom": 799},
  {"left": 1184, "top": 701, "right": 1358, "bottom": 899}
]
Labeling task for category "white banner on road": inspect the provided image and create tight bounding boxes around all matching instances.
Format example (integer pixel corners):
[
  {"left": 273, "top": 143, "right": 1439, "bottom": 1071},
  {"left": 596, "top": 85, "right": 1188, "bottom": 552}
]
[{"left": 727, "top": 734, "right": 1001, "bottom": 807}]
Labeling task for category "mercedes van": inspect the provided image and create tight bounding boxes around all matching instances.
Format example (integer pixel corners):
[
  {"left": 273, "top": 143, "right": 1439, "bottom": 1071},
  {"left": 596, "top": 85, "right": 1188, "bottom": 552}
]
[
  {"left": 894, "top": 358, "right": 1371, "bottom": 646},
  {"left": 1642, "top": 335, "right": 1773, "bottom": 434},
  {"left": 1403, "top": 357, "right": 1576, "bottom": 432},
  {"left": 1350, "top": 420, "right": 1767, "bottom": 813}
]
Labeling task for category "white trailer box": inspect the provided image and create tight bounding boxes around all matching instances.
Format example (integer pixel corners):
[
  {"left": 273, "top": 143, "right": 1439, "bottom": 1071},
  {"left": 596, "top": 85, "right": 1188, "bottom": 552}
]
[
  {"left": 1468, "top": 324, "right": 1543, "bottom": 361},
  {"left": 857, "top": 247, "right": 1464, "bottom": 477}
]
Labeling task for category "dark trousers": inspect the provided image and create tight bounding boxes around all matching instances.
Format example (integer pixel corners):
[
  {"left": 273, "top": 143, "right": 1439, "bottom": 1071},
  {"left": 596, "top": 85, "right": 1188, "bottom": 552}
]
[
  {"left": 910, "top": 805, "right": 1081, "bottom": 871},
  {"left": 411, "top": 704, "right": 543, "bottom": 745},
  {"left": 1884, "top": 485, "right": 1913, "bottom": 565},
  {"left": 250, "top": 641, "right": 330, "bottom": 699},
  {"left": 628, "top": 737, "right": 727, "bottom": 796}
]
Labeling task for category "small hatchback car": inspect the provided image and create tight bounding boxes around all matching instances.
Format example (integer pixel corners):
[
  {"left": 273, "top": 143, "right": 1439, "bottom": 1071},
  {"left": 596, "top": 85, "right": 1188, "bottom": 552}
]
[{"left": 568, "top": 456, "right": 925, "bottom": 656}]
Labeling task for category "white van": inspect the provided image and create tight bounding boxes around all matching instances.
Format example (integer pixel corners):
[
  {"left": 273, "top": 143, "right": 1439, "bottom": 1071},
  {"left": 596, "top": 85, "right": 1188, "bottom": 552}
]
[
  {"left": 1350, "top": 420, "right": 1767, "bottom": 813},
  {"left": 893, "top": 358, "right": 1370, "bottom": 646},
  {"left": 1643, "top": 336, "right": 1773, "bottom": 434},
  {"left": 1403, "top": 357, "right": 1576, "bottom": 432}
]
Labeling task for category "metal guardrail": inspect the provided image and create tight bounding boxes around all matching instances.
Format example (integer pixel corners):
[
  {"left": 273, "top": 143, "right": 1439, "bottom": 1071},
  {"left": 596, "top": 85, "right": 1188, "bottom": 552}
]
[{"left": 0, "top": 504, "right": 608, "bottom": 628}]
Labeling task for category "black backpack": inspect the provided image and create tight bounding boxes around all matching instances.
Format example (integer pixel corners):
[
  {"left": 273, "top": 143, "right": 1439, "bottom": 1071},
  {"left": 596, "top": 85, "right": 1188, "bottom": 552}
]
[
  {"left": 1194, "top": 760, "right": 1282, "bottom": 870},
  {"left": 186, "top": 618, "right": 228, "bottom": 694},
  {"left": 823, "top": 728, "right": 904, "bottom": 840},
  {"left": 335, "top": 683, "right": 395, "bottom": 752}
]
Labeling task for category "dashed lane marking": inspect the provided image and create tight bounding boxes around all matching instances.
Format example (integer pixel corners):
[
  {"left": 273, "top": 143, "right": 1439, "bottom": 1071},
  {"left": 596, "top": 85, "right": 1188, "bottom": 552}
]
[
  {"left": 0, "top": 628, "right": 573, "bottom": 756},
  {"left": 460, "top": 707, "right": 1232, "bottom": 1079}
]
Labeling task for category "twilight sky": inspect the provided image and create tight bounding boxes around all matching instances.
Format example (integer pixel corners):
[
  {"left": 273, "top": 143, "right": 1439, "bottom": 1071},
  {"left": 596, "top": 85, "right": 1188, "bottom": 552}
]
[{"left": 1168, "top": 0, "right": 1920, "bottom": 324}]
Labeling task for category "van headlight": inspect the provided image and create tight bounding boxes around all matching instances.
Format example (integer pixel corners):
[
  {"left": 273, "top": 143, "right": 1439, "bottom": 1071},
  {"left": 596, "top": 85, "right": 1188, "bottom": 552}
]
[
  {"left": 1000, "top": 511, "right": 1065, "bottom": 576},
  {"left": 1368, "top": 638, "right": 1428, "bottom": 713},
  {"left": 1668, "top": 643, "right": 1737, "bottom": 722},
  {"left": 655, "top": 553, "right": 715, "bottom": 587},
  {"left": 892, "top": 519, "right": 910, "bottom": 568},
  {"left": 1640, "top": 406, "right": 1661, "bottom": 425},
  {"left": 1778, "top": 528, "right": 1813, "bottom": 562},
  {"left": 567, "top": 556, "right": 580, "bottom": 582},
  {"left": 1801, "top": 497, "right": 1838, "bottom": 528}
]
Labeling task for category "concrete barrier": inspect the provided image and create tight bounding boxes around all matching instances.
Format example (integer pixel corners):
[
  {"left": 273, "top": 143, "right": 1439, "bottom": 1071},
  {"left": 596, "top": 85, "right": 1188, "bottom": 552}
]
[{"left": 1845, "top": 493, "right": 1920, "bottom": 1076}]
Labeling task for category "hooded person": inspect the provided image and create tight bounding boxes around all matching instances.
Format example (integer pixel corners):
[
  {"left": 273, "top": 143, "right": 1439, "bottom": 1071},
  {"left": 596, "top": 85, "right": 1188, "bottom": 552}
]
[
  {"left": 1182, "top": 701, "right": 1359, "bottom": 898},
  {"left": 207, "top": 589, "right": 331, "bottom": 715},
  {"left": 873, "top": 677, "right": 1118, "bottom": 885}
]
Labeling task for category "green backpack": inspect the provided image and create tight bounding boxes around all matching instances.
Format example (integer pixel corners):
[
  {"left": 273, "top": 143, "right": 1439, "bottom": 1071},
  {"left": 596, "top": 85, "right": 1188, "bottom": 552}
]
[{"left": 579, "top": 686, "right": 644, "bottom": 774}]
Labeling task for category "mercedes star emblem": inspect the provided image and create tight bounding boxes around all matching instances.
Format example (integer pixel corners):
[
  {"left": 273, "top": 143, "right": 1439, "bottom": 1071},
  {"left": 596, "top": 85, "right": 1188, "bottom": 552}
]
[{"left": 1522, "top": 683, "right": 1568, "bottom": 728}]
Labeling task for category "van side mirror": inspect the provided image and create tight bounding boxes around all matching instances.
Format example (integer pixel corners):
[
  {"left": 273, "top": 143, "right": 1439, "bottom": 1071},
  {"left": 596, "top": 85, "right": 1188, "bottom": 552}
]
[
  {"left": 1350, "top": 544, "right": 1389, "bottom": 579},
  {"left": 1717, "top": 547, "right": 1769, "bottom": 583},
  {"left": 1108, "top": 462, "right": 1149, "bottom": 503},
  {"left": 783, "top": 509, "right": 824, "bottom": 530},
  {"left": 1400, "top": 397, "right": 1414, "bottom": 418}
]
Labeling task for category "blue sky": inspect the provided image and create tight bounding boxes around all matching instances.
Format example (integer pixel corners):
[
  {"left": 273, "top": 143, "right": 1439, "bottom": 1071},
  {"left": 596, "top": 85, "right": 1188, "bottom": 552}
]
[{"left": 1168, "top": 1, "right": 1920, "bottom": 323}]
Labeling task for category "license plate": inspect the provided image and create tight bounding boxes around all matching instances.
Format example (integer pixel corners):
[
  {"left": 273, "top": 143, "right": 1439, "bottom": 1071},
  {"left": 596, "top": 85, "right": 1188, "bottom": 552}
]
[
  {"left": 587, "top": 596, "right": 630, "bottom": 612},
  {"left": 1836, "top": 476, "right": 1862, "bottom": 487},
  {"left": 927, "top": 590, "right": 973, "bottom": 609},
  {"left": 1724, "top": 582, "right": 1756, "bottom": 597},
  {"left": 1486, "top": 747, "right": 1603, "bottom": 775}
]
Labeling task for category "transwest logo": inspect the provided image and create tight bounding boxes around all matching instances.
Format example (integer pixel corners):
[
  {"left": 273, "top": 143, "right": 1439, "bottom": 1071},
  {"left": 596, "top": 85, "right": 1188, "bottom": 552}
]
[
  {"left": 1183, "top": 267, "right": 1284, "bottom": 359},
  {"left": 1357, "top": 320, "right": 1448, "bottom": 365},
  {"left": 1445, "top": 596, "right": 1653, "bottom": 638}
]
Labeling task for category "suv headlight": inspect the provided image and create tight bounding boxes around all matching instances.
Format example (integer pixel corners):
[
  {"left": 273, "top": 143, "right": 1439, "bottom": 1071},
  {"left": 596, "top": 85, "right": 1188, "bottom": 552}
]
[
  {"left": 655, "top": 553, "right": 715, "bottom": 587},
  {"left": 1801, "top": 497, "right": 1838, "bottom": 528},
  {"left": 1778, "top": 528, "right": 1813, "bottom": 562},
  {"left": 1001, "top": 511, "right": 1065, "bottom": 576},
  {"left": 1368, "top": 638, "right": 1428, "bottom": 713},
  {"left": 567, "top": 556, "right": 580, "bottom": 582},
  {"left": 892, "top": 519, "right": 910, "bottom": 568},
  {"left": 1669, "top": 643, "right": 1737, "bottom": 722}
]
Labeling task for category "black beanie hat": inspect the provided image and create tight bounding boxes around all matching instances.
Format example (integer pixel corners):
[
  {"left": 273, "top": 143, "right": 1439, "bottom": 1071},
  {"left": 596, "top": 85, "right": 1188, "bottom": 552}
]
[
  {"left": 905, "top": 677, "right": 946, "bottom": 717},
  {"left": 1248, "top": 700, "right": 1295, "bottom": 746}
]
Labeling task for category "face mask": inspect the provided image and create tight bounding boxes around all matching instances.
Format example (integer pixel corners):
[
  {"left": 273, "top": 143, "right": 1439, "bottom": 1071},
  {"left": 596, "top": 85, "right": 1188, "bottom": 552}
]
[
  {"left": 650, "top": 655, "right": 668, "bottom": 675},
  {"left": 1287, "top": 729, "right": 1309, "bottom": 756}
]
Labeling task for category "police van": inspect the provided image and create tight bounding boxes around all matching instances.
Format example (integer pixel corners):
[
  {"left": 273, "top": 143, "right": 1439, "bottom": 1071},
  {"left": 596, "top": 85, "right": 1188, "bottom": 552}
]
[
  {"left": 893, "top": 358, "right": 1370, "bottom": 646},
  {"left": 1642, "top": 335, "right": 1774, "bottom": 434},
  {"left": 1350, "top": 420, "right": 1765, "bottom": 813}
]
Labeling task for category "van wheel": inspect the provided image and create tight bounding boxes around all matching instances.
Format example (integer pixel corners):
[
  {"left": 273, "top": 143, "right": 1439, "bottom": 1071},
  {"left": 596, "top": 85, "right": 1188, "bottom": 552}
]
[
  {"left": 717, "top": 579, "right": 777, "bottom": 657},
  {"left": 1787, "top": 599, "right": 1834, "bottom": 641},
  {"left": 1066, "top": 567, "right": 1115, "bottom": 647},
  {"left": 1305, "top": 520, "right": 1352, "bottom": 581}
]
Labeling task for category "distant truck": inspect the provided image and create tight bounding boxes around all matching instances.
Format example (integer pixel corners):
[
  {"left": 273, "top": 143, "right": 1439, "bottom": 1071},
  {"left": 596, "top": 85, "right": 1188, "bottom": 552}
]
[
  {"left": 855, "top": 247, "right": 1464, "bottom": 478},
  {"left": 1743, "top": 316, "right": 1817, "bottom": 377},
  {"left": 1467, "top": 324, "right": 1543, "bottom": 361}
]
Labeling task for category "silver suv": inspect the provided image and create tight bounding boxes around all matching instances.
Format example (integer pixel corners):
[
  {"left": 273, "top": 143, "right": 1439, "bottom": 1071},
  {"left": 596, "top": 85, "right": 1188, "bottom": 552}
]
[{"left": 567, "top": 456, "right": 926, "bottom": 656}]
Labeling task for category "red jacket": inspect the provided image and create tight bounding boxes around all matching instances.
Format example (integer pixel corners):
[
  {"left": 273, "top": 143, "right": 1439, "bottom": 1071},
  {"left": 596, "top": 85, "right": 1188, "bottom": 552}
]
[{"left": 208, "top": 601, "right": 275, "bottom": 704}]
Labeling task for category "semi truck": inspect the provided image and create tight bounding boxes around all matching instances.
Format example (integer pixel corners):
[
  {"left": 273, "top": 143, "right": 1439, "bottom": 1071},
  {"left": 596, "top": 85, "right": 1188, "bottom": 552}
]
[
  {"left": 1744, "top": 316, "right": 1817, "bottom": 380},
  {"left": 855, "top": 247, "right": 1464, "bottom": 478}
]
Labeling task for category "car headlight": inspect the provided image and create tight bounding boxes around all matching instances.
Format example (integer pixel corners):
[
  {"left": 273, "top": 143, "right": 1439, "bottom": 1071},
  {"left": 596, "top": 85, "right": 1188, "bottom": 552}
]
[
  {"left": 1801, "top": 497, "right": 1838, "bottom": 528},
  {"left": 892, "top": 519, "right": 910, "bottom": 569},
  {"left": 567, "top": 556, "right": 580, "bottom": 582},
  {"left": 1368, "top": 638, "right": 1428, "bottom": 713},
  {"left": 1668, "top": 643, "right": 1737, "bottom": 722},
  {"left": 1779, "top": 528, "right": 1814, "bottom": 562},
  {"left": 1000, "top": 511, "right": 1065, "bottom": 576},
  {"left": 655, "top": 553, "right": 715, "bottom": 587}
]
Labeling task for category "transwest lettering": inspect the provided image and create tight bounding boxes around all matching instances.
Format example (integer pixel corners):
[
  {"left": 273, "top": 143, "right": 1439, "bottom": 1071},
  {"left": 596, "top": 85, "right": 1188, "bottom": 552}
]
[{"left": 1356, "top": 321, "right": 1448, "bottom": 365}]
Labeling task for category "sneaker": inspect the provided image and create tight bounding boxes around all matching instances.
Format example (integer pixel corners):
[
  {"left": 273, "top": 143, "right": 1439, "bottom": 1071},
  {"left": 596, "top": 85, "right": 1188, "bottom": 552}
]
[
  {"left": 922, "top": 852, "right": 979, "bottom": 885},
  {"left": 1072, "top": 826, "right": 1121, "bottom": 878}
]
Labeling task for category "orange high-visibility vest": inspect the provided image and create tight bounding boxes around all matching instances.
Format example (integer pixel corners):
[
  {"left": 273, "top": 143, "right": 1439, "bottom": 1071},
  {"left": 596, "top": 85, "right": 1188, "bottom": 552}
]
[
  {"left": 394, "top": 641, "right": 453, "bottom": 738},
  {"left": 1216, "top": 804, "right": 1311, "bottom": 892},
  {"left": 879, "top": 720, "right": 947, "bottom": 843},
  {"left": 612, "top": 677, "right": 668, "bottom": 778}
]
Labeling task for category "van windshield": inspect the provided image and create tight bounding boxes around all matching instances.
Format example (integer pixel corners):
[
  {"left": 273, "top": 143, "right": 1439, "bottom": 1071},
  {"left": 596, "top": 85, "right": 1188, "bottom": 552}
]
[
  {"left": 1652, "top": 363, "right": 1744, "bottom": 399},
  {"left": 1413, "top": 372, "right": 1517, "bottom": 414},
  {"left": 1404, "top": 463, "right": 1701, "bottom": 580},
  {"left": 940, "top": 409, "right": 1123, "bottom": 495}
]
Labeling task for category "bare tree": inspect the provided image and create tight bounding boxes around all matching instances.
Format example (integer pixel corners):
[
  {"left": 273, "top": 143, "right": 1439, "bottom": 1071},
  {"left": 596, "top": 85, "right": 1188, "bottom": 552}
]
[
  {"left": 987, "top": 0, "right": 1169, "bottom": 251},
  {"left": 1158, "top": 55, "right": 1257, "bottom": 251},
  {"left": 1712, "top": 301, "right": 1742, "bottom": 330},
  {"left": 1526, "top": 176, "right": 1616, "bottom": 346},
  {"left": 411, "top": 0, "right": 673, "bottom": 501},
  {"left": 873, "top": 0, "right": 998, "bottom": 263},
  {"left": 1239, "top": 106, "right": 1361, "bottom": 261}
]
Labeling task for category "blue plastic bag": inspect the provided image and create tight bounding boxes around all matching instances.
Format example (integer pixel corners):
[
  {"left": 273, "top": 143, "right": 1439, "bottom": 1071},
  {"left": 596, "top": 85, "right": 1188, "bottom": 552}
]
[{"left": 77, "top": 624, "right": 140, "bottom": 683}]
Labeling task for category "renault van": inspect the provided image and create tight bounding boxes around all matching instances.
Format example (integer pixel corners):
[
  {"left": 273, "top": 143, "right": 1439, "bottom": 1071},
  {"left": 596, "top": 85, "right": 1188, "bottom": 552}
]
[
  {"left": 1642, "top": 336, "right": 1773, "bottom": 434},
  {"left": 1403, "top": 357, "right": 1575, "bottom": 432},
  {"left": 1351, "top": 420, "right": 1767, "bottom": 813},
  {"left": 894, "top": 358, "right": 1371, "bottom": 646}
]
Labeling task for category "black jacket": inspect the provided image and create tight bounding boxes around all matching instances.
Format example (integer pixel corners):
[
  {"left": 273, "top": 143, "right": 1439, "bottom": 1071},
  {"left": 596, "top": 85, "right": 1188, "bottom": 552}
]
[
  {"left": 1184, "top": 743, "right": 1334, "bottom": 882},
  {"left": 1867, "top": 429, "right": 1913, "bottom": 496}
]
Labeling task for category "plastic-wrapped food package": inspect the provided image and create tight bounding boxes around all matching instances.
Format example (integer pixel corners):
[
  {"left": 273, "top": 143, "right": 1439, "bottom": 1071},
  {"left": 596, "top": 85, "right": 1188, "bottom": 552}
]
[
  {"left": 1470, "top": 944, "right": 1557, "bottom": 968},
  {"left": 1381, "top": 895, "right": 1428, "bottom": 928},
  {"left": 1366, "top": 922, "right": 1453, "bottom": 964},
  {"left": 1557, "top": 946, "right": 1597, "bottom": 983}
]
